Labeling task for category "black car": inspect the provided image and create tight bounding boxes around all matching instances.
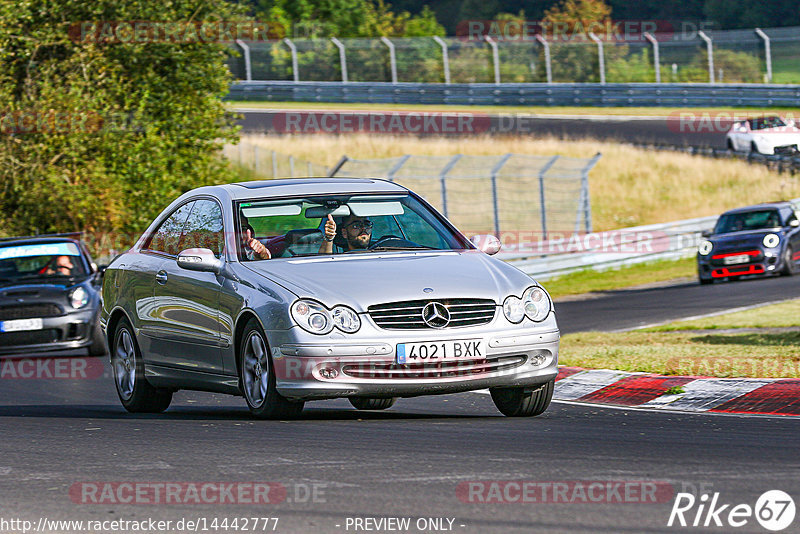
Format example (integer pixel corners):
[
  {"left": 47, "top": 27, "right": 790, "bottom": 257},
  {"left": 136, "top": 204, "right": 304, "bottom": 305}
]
[
  {"left": 697, "top": 202, "right": 800, "bottom": 284},
  {"left": 0, "top": 235, "right": 106, "bottom": 356}
]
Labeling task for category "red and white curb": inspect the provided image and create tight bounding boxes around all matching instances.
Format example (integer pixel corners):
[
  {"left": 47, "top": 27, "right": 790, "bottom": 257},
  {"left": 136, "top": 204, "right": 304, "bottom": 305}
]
[{"left": 554, "top": 367, "right": 800, "bottom": 416}]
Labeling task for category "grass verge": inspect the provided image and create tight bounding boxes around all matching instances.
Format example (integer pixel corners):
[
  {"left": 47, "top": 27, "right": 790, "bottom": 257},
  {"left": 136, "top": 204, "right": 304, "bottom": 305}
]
[
  {"left": 544, "top": 256, "right": 695, "bottom": 300},
  {"left": 644, "top": 298, "right": 800, "bottom": 331},
  {"left": 228, "top": 101, "right": 800, "bottom": 117},
  {"left": 559, "top": 299, "right": 800, "bottom": 378}
]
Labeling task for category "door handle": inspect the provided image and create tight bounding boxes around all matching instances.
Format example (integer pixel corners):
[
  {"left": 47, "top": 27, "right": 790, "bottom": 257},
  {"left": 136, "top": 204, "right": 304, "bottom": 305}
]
[{"left": 155, "top": 271, "right": 168, "bottom": 285}]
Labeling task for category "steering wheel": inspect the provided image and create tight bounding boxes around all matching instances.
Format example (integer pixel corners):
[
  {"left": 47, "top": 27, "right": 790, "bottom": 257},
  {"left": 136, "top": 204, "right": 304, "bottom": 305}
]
[{"left": 367, "top": 234, "right": 414, "bottom": 250}]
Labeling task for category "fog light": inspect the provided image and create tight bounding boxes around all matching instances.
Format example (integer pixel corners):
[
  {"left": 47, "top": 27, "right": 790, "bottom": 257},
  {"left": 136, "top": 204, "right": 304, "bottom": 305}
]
[
  {"left": 319, "top": 367, "right": 339, "bottom": 379},
  {"left": 528, "top": 352, "right": 548, "bottom": 367}
]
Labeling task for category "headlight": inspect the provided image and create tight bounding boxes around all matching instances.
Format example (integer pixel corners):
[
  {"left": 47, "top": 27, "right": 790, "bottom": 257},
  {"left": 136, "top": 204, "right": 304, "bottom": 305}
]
[
  {"left": 504, "top": 286, "right": 552, "bottom": 323},
  {"left": 331, "top": 305, "right": 361, "bottom": 333},
  {"left": 291, "top": 300, "right": 361, "bottom": 335},
  {"left": 69, "top": 286, "right": 89, "bottom": 309},
  {"left": 763, "top": 233, "right": 780, "bottom": 248},
  {"left": 522, "top": 286, "right": 551, "bottom": 322},
  {"left": 698, "top": 240, "right": 713, "bottom": 256},
  {"left": 291, "top": 300, "right": 333, "bottom": 335},
  {"left": 503, "top": 295, "right": 525, "bottom": 323}
]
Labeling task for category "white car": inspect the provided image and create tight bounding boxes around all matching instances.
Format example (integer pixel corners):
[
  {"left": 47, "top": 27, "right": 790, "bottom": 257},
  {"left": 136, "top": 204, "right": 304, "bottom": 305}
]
[{"left": 726, "top": 116, "right": 800, "bottom": 155}]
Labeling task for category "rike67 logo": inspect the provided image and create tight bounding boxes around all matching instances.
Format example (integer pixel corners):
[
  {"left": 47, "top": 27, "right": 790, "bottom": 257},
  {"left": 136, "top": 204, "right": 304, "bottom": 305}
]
[{"left": 668, "top": 490, "right": 795, "bottom": 531}]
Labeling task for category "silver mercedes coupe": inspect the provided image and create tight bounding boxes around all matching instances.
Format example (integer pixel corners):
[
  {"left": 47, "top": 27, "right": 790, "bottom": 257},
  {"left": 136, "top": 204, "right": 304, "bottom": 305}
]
[{"left": 101, "top": 178, "right": 560, "bottom": 419}]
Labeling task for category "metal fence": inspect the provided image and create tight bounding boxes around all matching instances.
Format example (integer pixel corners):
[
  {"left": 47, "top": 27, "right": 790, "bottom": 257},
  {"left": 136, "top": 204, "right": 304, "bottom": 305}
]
[
  {"left": 223, "top": 145, "right": 600, "bottom": 237},
  {"left": 329, "top": 153, "right": 601, "bottom": 237},
  {"left": 229, "top": 25, "right": 800, "bottom": 85},
  {"left": 222, "top": 143, "right": 329, "bottom": 177}
]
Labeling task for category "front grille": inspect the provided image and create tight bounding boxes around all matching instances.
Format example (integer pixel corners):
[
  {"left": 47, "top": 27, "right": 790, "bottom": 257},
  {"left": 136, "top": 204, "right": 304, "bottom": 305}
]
[
  {"left": 710, "top": 250, "right": 762, "bottom": 267},
  {"left": 368, "top": 298, "right": 496, "bottom": 330},
  {"left": 0, "top": 329, "right": 61, "bottom": 346},
  {"left": 342, "top": 355, "right": 526, "bottom": 379},
  {"left": 0, "top": 303, "right": 63, "bottom": 321}
]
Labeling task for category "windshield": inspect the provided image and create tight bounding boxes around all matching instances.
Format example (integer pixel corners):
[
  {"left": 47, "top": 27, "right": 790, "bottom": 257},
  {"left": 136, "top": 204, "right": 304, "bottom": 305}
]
[
  {"left": 0, "top": 241, "right": 88, "bottom": 283},
  {"left": 748, "top": 117, "right": 786, "bottom": 130},
  {"left": 714, "top": 210, "right": 782, "bottom": 234},
  {"left": 236, "top": 194, "right": 469, "bottom": 260}
]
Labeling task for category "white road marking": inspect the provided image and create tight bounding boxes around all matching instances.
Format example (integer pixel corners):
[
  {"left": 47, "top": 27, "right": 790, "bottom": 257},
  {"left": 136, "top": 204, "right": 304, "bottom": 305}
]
[
  {"left": 639, "top": 378, "right": 777, "bottom": 411},
  {"left": 553, "top": 369, "right": 637, "bottom": 400}
]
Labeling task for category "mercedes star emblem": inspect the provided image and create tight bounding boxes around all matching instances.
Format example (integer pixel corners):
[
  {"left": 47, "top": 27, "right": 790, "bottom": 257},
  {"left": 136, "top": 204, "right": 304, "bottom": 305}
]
[{"left": 422, "top": 302, "right": 450, "bottom": 328}]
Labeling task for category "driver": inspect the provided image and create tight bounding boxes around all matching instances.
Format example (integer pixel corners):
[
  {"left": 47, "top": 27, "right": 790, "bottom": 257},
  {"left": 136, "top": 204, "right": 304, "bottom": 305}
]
[
  {"left": 318, "top": 214, "right": 372, "bottom": 254},
  {"left": 46, "top": 255, "right": 74, "bottom": 276}
]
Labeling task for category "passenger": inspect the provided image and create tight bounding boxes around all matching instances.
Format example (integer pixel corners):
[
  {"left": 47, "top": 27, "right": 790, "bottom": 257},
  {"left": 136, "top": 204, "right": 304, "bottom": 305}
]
[{"left": 239, "top": 215, "right": 271, "bottom": 260}]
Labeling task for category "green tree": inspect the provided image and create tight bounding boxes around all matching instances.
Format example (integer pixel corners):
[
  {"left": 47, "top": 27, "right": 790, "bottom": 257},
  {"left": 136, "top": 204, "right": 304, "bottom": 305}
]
[
  {"left": 0, "top": 0, "right": 241, "bottom": 249},
  {"left": 540, "top": 0, "right": 615, "bottom": 83},
  {"left": 256, "top": 0, "right": 444, "bottom": 38}
]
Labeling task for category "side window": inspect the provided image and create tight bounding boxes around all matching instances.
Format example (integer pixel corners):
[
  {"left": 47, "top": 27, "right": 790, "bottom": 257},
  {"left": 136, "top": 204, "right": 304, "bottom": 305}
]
[
  {"left": 179, "top": 200, "right": 224, "bottom": 258},
  {"left": 147, "top": 202, "right": 195, "bottom": 256}
]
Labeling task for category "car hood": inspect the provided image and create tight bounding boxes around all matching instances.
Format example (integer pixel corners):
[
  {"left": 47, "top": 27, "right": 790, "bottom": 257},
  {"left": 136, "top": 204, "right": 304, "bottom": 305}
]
[
  {"left": 753, "top": 130, "right": 800, "bottom": 141},
  {"left": 0, "top": 282, "right": 74, "bottom": 304},
  {"left": 709, "top": 229, "right": 782, "bottom": 248},
  {"left": 244, "top": 250, "right": 535, "bottom": 311}
]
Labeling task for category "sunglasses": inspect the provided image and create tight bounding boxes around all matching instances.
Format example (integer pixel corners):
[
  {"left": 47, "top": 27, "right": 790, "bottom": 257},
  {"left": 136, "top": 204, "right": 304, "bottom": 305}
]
[{"left": 344, "top": 220, "right": 373, "bottom": 231}]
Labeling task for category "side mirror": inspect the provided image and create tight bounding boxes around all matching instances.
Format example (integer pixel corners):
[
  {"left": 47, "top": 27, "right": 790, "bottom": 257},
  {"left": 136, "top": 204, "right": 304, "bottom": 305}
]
[
  {"left": 701, "top": 229, "right": 713, "bottom": 238},
  {"left": 470, "top": 235, "right": 502, "bottom": 255},
  {"left": 790, "top": 220, "right": 800, "bottom": 228},
  {"left": 177, "top": 248, "right": 222, "bottom": 274}
]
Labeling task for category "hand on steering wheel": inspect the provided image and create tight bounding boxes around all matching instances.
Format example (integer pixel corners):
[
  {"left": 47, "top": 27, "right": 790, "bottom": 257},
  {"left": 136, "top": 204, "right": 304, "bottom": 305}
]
[{"left": 367, "top": 234, "right": 404, "bottom": 249}]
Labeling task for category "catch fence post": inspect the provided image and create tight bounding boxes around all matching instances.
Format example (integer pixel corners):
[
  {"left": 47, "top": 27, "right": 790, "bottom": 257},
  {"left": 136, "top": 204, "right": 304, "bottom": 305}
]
[
  {"left": 490, "top": 154, "right": 512, "bottom": 237},
  {"left": 439, "top": 155, "right": 462, "bottom": 218}
]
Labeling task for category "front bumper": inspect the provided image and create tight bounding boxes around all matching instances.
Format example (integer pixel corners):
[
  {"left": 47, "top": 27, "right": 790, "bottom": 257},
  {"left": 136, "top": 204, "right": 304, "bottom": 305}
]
[
  {"left": 697, "top": 248, "right": 780, "bottom": 280},
  {"left": 269, "top": 326, "right": 560, "bottom": 401},
  {"left": 0, "top": 309, "right": 98, "bottom": 356}
]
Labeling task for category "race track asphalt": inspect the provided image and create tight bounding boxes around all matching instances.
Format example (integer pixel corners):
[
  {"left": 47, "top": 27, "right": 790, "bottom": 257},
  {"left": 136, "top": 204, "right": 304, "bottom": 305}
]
[{"left": 237, "top": 110, "right": 724, "bottom": 148}]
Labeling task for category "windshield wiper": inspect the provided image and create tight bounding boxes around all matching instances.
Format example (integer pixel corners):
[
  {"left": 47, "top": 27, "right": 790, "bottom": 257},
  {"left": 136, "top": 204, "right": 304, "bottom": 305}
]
[{"left": 367, "top": 245, "right": 438, "bottom": 252}]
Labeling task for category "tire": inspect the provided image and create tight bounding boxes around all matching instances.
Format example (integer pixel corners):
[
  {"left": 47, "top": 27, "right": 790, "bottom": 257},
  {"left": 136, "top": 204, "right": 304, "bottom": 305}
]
[
  {"left": 751, "top": 141, "right": 759, "bottom": 154},
  {"left": 349, "top": 397, "right": 397, "bottom": 411},
  {"left": 87, "top": 318, "right": 108, "bottom": 357},
  {"left": 239, "top": 318, "right": 304, "bottom": 420},
  {"left": 490, "top": 379, "right": 554, "bottom": 417},
  {"left": 111, "top": 318, "right": 172, "bottom": 413},
  {"left": 726, "top": 139, "right": 734, "bottom": 151},
  {"left": 781, "top": 246, "right": 798, "bottom": 276},
  {"left": 699, "top": 276, "right": 714, "bottom": 285}
]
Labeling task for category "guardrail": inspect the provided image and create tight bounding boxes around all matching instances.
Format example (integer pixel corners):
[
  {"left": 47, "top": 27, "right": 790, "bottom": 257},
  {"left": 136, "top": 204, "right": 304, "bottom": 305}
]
[
  {"left": 502, "top": 198, "right": 800, "bottom": 280},
  {"left": 499, "top": 216, "right": 714, "bottom": 280},
  {"left": 227, "top": 81, "right": 800, "bottom": 108}
]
